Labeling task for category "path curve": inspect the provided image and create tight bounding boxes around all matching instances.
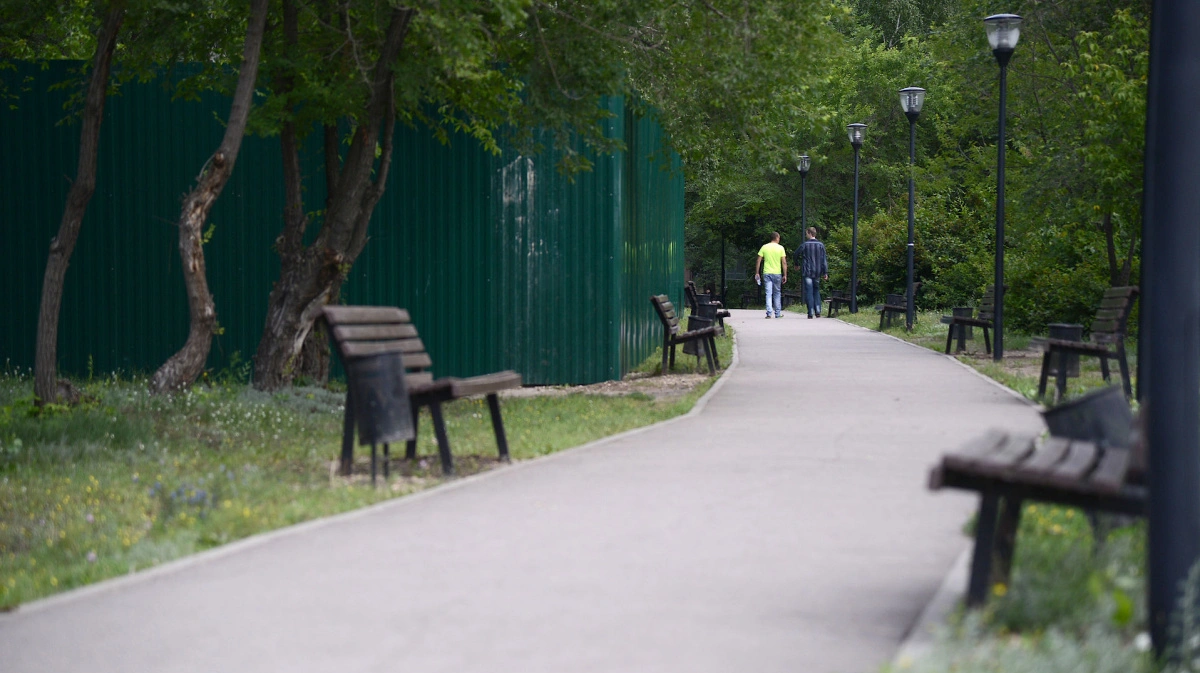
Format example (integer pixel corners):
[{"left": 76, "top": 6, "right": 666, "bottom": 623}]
[{"left": 0, "top": 310, "right": 1044, "bottom": 672}]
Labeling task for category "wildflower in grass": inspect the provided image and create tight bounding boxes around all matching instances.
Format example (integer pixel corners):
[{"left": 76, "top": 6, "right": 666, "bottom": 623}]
[
  {"left": 993, "top": 582, "right": 1007, "bottom": 597},
  {"left": 87, "top": 551, "right": 97, "bottom": 563}
]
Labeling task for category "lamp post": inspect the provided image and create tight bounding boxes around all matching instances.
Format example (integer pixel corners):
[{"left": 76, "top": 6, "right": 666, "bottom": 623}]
[
  {"left": 984, "top": 13, "right": 1021, "bottom": 361},
  {"left": 900, "top": 87, "right": 925, "bottom": 332},
  {"left": 797, "top": 155, "right": 810, "bottom": 237},
  {"left": 847, "top": 123, "right": 867, "bottom": 313}
]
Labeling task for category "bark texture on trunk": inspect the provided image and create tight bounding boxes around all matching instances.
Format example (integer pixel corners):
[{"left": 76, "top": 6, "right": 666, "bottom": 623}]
[
  {"left": 33, "top": 4, "right": 124, "bottom": 404},
  {"left": 252, "top": 7, "right": 413, "bottom": 391},
  {"left": 149, "top": 0, "right": 269, "bottom": 394}
]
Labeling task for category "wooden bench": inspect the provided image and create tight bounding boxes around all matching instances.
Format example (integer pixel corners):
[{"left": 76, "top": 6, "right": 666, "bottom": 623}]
[
  {"left": 929, "top": 428, "right": 1144, "bottom": 606},
  {"left": 1035, "top": 286, "right": 1139, "bottom": 402},
  {"left": 825, "top": 286, "right": 852, "bottom": 317},
  {"left": 875, "top": 284, "right": 921, "bottom": 330},
  {"left": 650, "top": 294, "right": 720, "bottom": 375},
  {"left": 781, "top": 289, "right": 805, "bottom": 310},
  {"left": 323, "top": 306, "right": 522, "bottom": 478},
  {"left": 685, "top": 281, "right": 731, "bottom": 329},
  {"left": 941, "top": 285, "right": 1000, "bottom": 354}
]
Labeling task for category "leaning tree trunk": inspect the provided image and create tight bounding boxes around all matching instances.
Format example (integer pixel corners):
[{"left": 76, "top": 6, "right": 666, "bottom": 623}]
[
  {"left": 252, "top": 7, "right": 412, "bottom": 391},
  {"left": 33, "top": 4, "right": 124, "bottom": 405},
  {"left": 149, "top": 0, "right": 269, "bottom": 394}
]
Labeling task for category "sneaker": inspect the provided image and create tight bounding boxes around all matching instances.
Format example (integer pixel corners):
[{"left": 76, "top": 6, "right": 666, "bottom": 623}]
[
  {"left": 765, "top": 314, "right": 772, "bottom": 319},
  {"left": 807, "top": 314, "right": 813, "bottom": 319},
  {"left": 775, "top": 313, "right": 783, "bottom": 319}
]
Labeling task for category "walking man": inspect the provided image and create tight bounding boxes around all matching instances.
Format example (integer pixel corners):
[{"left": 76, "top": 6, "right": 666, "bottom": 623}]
[
  {"left": 794, "top": 227, "right": 828, "bottom": 318},
  {"left": 754, "top": 232, "right": 787, "bottom": 319}
]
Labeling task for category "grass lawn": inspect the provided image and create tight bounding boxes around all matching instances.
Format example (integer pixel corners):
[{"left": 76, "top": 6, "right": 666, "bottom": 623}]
[{"left": 0, "top": 322, "right": 732, "bottom": 609}]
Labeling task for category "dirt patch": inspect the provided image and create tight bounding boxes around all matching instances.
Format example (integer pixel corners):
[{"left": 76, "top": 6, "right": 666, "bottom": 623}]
[{"left": 499, "top": 370, "right": 714, "bottom": 403}]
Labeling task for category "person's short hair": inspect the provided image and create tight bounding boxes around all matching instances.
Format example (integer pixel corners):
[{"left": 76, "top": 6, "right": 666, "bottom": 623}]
[
  {"left": 807, "top": 227, "right": 817, "bottom": 238},
  {"left": 770, "top": 231, "right": 780, "bottom": 241}
]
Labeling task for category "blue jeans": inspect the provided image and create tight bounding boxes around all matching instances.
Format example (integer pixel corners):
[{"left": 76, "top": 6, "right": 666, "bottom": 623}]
[
  {"left": 764, "top": 274, "right": 783, "bottom": 316},
  {"left": 804, "top": 277, "right": 822, "bottom": 315}
]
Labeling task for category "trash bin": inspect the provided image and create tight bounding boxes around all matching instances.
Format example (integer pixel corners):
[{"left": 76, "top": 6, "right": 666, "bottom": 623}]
[
  {"left": 1041, "top": 385, "right": 1132, "bottom": 449},
  {"left": 344, "top": 351, "right": 415, "bottom": 446},
  {"left": 952, "top": 306, "right": 974, "bottom": 340},
  {"left": 1047, "top": 323, "right": 1083, "bottom": 378},
  {"left": 682, "top": 315, "right": 713, "bottom": 357}
]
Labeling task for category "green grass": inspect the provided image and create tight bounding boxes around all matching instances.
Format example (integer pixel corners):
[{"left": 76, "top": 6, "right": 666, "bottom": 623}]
[
  {"left": 830, "top": 307, "right": 1137, "bottom": 405},
  {"left": 0, "top": 344, "right": 728, "bottom": 609}
]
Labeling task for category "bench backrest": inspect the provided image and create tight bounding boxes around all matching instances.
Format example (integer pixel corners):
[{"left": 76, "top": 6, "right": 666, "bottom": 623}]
[
  {"left": 885, "top": 293, "right": 905, "bottom": 307},
  {"left": 322, "top": 306, "right": 435, "bottom": 389},
  {"left": 684, "top": 282, "right": 699, "bottom": 312},
  {"left": 978, "top": 285, "right": 998, "bottom": 321},
  {"left": 650, "top": 295, "right": 681, "bottom": 335},
  {"left": 1090, "top": 286, "right": 1139, "bottom": 344}
]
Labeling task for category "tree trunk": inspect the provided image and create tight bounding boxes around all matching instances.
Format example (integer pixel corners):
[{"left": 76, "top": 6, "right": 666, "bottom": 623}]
[
  {"left": 252, "top": 7, "right": 413, "bottom": 391},
  {"left": 33, "top": 4, "right": 124, "bottom": 404},
  {"left": 149, "top": 0, "right": 269, "bottom": 394}
]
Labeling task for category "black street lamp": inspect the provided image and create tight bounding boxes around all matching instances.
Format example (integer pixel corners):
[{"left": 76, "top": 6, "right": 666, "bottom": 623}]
[
  {"left": 1142, "top": 0, "right": 1200, "bottom": 656},
  {"left": 797, "top": 155, "right": 811, "bottom": 237},
  {"left": 900, "top": 87, "right": 926, "bottom": 332},
  {"left": 847, "top": 123, "right": 867, "bottom": 313},
  {"left": 984, "top": 13, "right": 1021, "bottom": 361}
]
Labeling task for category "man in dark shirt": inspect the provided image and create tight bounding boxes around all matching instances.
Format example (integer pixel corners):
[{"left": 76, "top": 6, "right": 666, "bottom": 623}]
[{"left": 794, "top": 227, "right": 829, "bottom": 319}]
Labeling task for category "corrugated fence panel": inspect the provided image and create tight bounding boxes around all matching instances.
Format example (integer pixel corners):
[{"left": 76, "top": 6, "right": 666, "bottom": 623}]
[{"left": 2, "top": 64, "right": 682, "bottom": 385}]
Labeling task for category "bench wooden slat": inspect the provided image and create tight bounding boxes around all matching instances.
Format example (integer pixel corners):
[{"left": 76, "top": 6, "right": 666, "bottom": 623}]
[
  {"left": 341, "top": 340, "right": 406, "bottom": 358},
  {"left": 323, "top": 306, "right": 410, "bottom": 324},
  {"left": 1041, "top": 339, "right": 1110, "bottom": 354},
  {"left": 450, "top": 371, "right": 523, "bottom": 397},
  {"left": 332, "top": 323, "right": 418, "bottom": 342},
  {"left": 1011, "top": 436, "right": 1072, "bottom": 476},
  {"left": 1047, "top": 440, "right": 1099, "bottom": 485},
  {"left": 401, "top": 352, "right": 434, "bottom": 370},
  {"left": 1104, "top": 286, "right": 1138, "bottom": 298},
  {"left": 406, "top": 371, "right": 435, "bottom": 390},
  {"left": 975, "top": 433, "right": 1038, "bottom": 474},
  {"left": 1089, "top": 447, "right": 1132, "bottom": 494},
  {"left": 942, "top": 429, "right": 1009, "bottom": 471}
]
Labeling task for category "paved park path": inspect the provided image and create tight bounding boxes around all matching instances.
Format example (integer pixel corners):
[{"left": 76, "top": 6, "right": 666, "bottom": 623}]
[{"left": 1, "top": 310, "right": 1045, "bottom": 673}]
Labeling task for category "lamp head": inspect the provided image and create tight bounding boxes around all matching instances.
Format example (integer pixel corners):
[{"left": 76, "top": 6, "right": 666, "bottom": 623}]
[
  {"left": 984, "top": 14, "right": 1022, "bottom": 55},
  {"left": 847, "top": 123, "right": 867, "bottom": 147},
  {"left": 899, "top": 87, "right": 926, "bottom": 119},
  {"left": 796, "top": 155, "right": 811, "bottom": 175}
]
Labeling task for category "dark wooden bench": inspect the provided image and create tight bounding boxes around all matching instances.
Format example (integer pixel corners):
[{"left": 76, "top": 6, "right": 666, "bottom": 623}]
[
  {"left": 323, "top": 306, "right": 522, "bottom": 478},
  {"left": 875, "top": 284, "right": 921, "bottom": 330},
  {"left": 781, "top": 289, "right": 805, "bottom": 310},
  {"left": 685, "top": 281, "right": 731, "bottom": 329},
  {"left": 1035, "top": 286, "right": 1139, "bottom": 402},
  {"left": 929, "top": 429, "right": 1144, "bottom": 606},
  {"left": 825, "top": 286, "right": 852, "bottom": 317},
  {"left": 650, "top": 294, "right": 720, "bottom": 375},
  {"left": 941, "top": 285, "right": 1000, "bottom": 354}
]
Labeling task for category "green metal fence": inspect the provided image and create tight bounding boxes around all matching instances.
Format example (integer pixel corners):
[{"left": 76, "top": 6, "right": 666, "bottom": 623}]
[{"left": 1, "top": 62, "right": 684, "bottom": 385}]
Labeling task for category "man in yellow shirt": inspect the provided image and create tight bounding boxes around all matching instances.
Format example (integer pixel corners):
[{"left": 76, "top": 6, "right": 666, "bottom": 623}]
[{"left": 754, "top": 232, "right": 788, "bottom": 319}]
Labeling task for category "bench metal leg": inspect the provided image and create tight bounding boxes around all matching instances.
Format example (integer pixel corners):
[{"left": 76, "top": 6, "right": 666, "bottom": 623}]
[
  {"left": 370, "top": 443, "right": 377, "bottom": 485},
  {"left": 668, "top": 342, "right": 677, "bottom": 371},
  {"left": 383, "top": 443, "right": 390, "bottom": 479},
  {"left": 429, "top": 401, "right": 454, "bottom": 476},
  {"left": 945, "top": 324, "right": 955, "bottom": 354},
  {"left": 340, "top": 388, "right": 356, "bottom": 476},
  {"left": 1037, "top": 351, "right": 1052, "bottom": 399},
  {"left": 1056, "top": 353, "right": 1069, "bottom": 403},
  {"left": 661, "top": 338, "right": 670, "bottom": 374},
  {"left": 703, "top": 337, "right": 716, "bottom": 375},
  {"left": 405, "top": 401, "right": 420, "bottom": 460},
  {"left": 486, "top": 393, "right": 511, "bottom": 462},
  {"left": 1099, "top": 354, "right": 1111, "bottom": 384},
  {"left": 993, "top": 497, "right": 1023, "bottom": 587},
  {"left": 967, "top": 493, "right": 1001, "bottom": 607},
  {"left": 1117, "top": 344, "right": 1132, "bottom": 399},
  {"left": 709, "top": 335, "right": 721, "bottom": 370},
  {"left": 982, "top": 326, "right": 991, "bottom": 354}
]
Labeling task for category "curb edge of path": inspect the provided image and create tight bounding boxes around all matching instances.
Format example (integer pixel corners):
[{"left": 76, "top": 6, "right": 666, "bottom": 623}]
[
  {"left": 835, "top": 317, "right": 1041, "bottom": 409},
  {"left": 3, "top": 331, "right": 742, "bottom": 619},
  {"left": 892, "top": 547, "right": 970, "bottom": 669}
]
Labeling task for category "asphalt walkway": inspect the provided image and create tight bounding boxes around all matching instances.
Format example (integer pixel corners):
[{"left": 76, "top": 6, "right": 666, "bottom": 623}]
[{"left": 1, "top": 310, "right": 1045, "bottom": 673}]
